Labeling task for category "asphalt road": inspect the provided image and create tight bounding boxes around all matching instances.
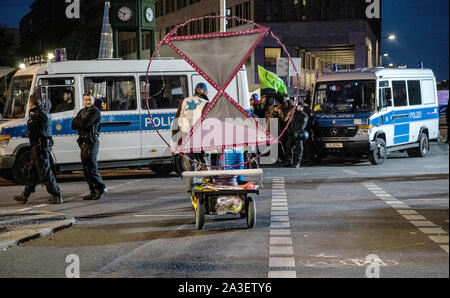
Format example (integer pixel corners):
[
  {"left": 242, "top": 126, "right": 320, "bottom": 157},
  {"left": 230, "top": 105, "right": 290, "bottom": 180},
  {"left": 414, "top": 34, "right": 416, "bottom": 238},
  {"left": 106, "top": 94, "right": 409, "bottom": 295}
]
[{"left": 0, "top": 143, "right": 448, "bottom": 278}]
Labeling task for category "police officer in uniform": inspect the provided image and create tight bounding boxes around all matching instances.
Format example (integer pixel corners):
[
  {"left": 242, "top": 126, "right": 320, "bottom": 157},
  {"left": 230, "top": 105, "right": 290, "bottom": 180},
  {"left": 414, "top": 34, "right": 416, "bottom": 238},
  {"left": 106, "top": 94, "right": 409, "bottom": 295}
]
[
  {"left": 282, "top": 104, "right": 309, "bottom": 168},
  {"left": 72, "top": 93, "right": 107, "bottom": 200},
  {"left": 14, "top": 90, "right": 62, "bottom": 204}
]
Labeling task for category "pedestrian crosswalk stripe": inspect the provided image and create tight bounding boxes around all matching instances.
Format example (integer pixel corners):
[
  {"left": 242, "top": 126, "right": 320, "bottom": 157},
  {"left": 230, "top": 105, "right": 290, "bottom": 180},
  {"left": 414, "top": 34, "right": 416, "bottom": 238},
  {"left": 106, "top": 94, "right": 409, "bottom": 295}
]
[
  {"left": 270, "top": 237, "right": 293, "bottom": 245},
  {"left": 269, "top": 257, "right": 295, "bottom": 267},
  {"left": 268, "top": 271, "right": 296, "bottom": 278}
]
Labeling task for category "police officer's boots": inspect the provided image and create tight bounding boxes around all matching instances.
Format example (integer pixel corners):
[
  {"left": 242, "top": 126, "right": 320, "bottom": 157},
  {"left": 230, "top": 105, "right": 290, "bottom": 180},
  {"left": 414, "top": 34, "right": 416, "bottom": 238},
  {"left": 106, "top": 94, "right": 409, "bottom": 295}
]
[
  {"left": 14, "top": 192, "right": 30, "bottom": 204},
  {"left": 49, "top": 194, "right": 63, "bottom": 204}
]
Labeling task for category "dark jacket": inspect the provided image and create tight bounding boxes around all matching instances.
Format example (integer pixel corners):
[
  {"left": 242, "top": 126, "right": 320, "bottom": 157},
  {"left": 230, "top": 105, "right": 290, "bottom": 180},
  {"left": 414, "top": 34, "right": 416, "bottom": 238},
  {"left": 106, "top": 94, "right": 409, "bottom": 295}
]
[
  {"left": 27, "top": 106, "right": 53, "bottom": 147},
  {"left": 72, "top": 106, "right": 101, "bottom": 140},
  {"left": 288, "top": 110, "right": 308, "bottom": 134}
]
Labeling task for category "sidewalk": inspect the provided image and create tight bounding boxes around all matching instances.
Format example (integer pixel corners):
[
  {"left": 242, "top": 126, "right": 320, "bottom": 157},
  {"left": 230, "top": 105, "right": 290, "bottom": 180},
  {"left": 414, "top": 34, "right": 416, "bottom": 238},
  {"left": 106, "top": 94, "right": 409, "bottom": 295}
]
[{"left": 0, "top": 210, "right": 76, "bottom": 250}]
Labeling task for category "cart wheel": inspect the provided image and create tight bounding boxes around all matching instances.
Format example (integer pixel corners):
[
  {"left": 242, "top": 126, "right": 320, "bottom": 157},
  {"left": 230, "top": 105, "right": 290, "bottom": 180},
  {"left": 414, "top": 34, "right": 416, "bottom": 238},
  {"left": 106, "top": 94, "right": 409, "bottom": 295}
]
[
  {"left": 245, "top": 197, "right": 256, "bottom": 229},
  {"left": 196, "top": 203, "right": 205, "bottom": 230}
]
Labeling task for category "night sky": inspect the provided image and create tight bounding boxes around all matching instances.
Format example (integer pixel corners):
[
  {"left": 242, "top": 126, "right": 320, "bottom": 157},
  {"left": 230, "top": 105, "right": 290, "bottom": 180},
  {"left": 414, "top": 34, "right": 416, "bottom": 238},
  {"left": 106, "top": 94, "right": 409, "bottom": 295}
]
[{"left": 0, "top": 0, "right": 448, "bottom": 80}]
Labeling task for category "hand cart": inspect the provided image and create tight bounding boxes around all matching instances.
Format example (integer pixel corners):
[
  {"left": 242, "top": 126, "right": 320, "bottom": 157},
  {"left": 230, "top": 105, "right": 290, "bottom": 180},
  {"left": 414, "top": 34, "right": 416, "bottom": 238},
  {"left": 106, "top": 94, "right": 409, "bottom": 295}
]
[{"left": 183, "top": 169, "right": 263, "bottom": 230}]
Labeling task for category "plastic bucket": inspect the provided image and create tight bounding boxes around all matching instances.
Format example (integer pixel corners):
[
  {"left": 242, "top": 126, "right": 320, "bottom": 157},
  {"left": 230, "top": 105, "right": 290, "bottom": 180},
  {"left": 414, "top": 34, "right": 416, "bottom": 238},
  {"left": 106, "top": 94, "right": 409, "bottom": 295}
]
[{"left": 224, "top": 150, "right": 245, "bottom": 181}]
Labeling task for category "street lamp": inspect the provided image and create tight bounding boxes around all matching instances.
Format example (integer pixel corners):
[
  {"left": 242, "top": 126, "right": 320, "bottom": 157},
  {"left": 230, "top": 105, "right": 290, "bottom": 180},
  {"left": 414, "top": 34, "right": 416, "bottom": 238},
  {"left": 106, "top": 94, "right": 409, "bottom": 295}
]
[
  {"left": 47, "top": 53, "right": 55, "bottom": 60},
  {"left": 383, "top": 34, "right": 396, "bottom": 40},
  {"left": 383, "top": 53, "right": 389, "bottom": 57},
  {"left": 19, "top": 63, "right": 26, "bottom": 69}
]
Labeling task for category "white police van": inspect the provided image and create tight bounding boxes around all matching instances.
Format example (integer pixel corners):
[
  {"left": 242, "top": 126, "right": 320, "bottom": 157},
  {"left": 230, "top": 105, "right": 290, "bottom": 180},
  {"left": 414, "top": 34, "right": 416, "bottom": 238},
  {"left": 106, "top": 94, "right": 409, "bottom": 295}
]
[
  {"left": 312, "top": 68, "right": 439, "bottom": 165},
  {"left": 0, "top": 59, "right": 251, "bottom": 184}
]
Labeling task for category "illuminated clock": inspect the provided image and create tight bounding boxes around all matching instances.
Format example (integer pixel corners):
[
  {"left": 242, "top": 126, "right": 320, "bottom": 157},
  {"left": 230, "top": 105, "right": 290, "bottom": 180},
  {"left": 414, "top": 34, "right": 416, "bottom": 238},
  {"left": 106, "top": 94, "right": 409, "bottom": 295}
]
[
  {"left": 118, "top": 6, "right": 133, "bottom": 22},
  {"left": 145, "top": 7, "right": 154, "bottom": 23}
]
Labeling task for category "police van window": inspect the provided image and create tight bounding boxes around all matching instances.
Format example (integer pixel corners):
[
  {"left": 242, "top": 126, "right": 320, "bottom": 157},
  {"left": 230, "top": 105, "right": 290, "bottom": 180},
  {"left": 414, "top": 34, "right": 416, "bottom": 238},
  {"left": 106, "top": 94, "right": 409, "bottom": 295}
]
[
  {"left": 38, "top": 77, "right": 75, "bottom": 114},
  {"left": 407, "top": 80, "right": 422, "bottom": 106},
  {"left": 3, "top": 76, "right": 32, "bottom": 119},
  {"left": 392, "top": 80, "right": 407, "bottom": 107},
  {"left": 140, "top": 75, "right": 188, "bottom": 109},
  {"left": 84, "top": 77, "right": 137, "bottom": 111},
  {"left": 378, "top": 87, "right": 391, "bottom": 109},
  {"left": 421, "top": 80, "right": 436, "bottom": 105}
]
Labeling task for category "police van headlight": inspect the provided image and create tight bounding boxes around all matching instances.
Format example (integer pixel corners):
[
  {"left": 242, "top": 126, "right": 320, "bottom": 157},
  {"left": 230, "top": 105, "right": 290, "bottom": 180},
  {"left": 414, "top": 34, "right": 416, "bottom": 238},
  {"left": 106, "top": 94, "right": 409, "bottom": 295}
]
[
  {"left": 0, "top": 135, "right": 11, "bottom": 148},
  {"left": 356, "top": 125, "right": 373, "bottom": 136}
]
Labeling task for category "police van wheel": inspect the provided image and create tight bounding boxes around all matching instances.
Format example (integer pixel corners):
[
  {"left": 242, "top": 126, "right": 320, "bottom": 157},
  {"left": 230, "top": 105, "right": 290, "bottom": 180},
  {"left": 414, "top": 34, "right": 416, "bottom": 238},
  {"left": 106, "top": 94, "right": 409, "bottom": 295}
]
[
  {"left": 407, "top": 133, "right": 429, "bottom": 158},
  {"left": 369, "top": 138, "right": 387, "bottom": 165},
  {"left": 12, "top": 151, "right": 32, "bottom": 185}
]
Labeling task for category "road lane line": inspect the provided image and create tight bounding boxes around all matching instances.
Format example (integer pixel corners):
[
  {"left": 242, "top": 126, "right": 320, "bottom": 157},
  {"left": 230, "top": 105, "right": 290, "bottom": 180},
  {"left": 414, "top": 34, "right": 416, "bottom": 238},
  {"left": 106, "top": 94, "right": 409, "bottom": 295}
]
[
  {"left": 17, "top": 208, "right": 32, "bottom": 212},
  {"left": 33, "top": 204, "right": 48, "bottom": 208},
  {"left": 363, "top": 182, "right": 448, "bottom": 254},
  {"left": 271, "top": 216, "right": 290, "bottom": 222}
]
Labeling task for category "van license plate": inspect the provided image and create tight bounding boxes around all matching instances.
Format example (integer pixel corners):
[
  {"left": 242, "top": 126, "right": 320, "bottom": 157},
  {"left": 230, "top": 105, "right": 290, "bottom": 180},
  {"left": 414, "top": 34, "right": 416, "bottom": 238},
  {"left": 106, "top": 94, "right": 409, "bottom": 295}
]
[{"left": 325, "top": 143, "right": 343, "bottom": 148}]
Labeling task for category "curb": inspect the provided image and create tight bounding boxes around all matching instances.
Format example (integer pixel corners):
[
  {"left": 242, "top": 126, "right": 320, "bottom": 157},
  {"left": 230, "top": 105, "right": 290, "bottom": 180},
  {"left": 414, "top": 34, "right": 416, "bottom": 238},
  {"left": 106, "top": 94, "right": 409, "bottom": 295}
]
[{"left": 0, "top": 212, "right": 77, "bottom": 250}]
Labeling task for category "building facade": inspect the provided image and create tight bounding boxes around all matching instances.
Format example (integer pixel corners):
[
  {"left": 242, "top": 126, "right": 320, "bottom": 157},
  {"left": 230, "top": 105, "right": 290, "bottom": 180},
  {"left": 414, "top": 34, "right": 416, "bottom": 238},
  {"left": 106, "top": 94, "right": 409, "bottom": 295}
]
[{"left": 155, "top": 0, "right": 382, "bottom": 90}]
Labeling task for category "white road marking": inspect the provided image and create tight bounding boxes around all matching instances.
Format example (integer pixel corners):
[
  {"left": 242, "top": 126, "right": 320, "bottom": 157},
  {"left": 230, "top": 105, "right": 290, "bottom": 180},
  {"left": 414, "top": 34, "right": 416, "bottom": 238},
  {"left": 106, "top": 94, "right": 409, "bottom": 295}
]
[
  {"left": 270, "top": 229, "right": 291, "bottom": 236},
  {"left": 270, "top": 222, "right": 290, "bottom": 228},
  {"left": 271, "top": 207, "right": 288, "bottom": 211},
  {"left": 271, "top": 216, "right": 290, "bottom": 222},
  {"left": 17, "top": 208, "right": 32, "bottom": 212},
  {"left": 403, "top": 215, "right": 426, "bottom": 221},
  {"left": 269, "top": 257, "right": 295, "bottom": 267},
  {"left": 33, "top": 204, "right": 48, "bottom": 208},
  {"left": 396, "top": 210, "right": 419, "bottom": 215},
  {"left": 410, "top": 221, "right": 439, "bottom": 227},
  {"left": 270, "top": 237, "right": 293, "bottom": 245},
  {"left": 364, "top": 182, "right": 449, "bottom": 254},
  {"left": 418, "top": 227, "right": 447, "bottom": 234},
  {"left": 428, "top": 236, "right": 449, "bottom": 244},
  {"left": 270, "top": 246, "right": 294, "bottom": 255},
  {"left": 271, "top": 211, "right": 289, "bottom": 216},
  {"left": 268, "top": 271, "right": 297, "bottom": 278}
]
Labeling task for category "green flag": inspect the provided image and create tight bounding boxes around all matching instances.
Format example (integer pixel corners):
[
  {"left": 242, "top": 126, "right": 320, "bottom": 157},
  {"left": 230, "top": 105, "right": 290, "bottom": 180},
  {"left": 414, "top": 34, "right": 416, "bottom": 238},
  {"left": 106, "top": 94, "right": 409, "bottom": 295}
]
[{"left": 258, "top": 65, "right": 287, "bottom": 94}]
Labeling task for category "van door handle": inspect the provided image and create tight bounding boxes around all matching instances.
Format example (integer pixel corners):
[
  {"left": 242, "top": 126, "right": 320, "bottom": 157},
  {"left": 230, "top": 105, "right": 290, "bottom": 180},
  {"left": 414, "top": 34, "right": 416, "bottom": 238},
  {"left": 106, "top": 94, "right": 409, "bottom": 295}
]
[{"left": 101, "top": 121, "right": 132, "bottom": 127}]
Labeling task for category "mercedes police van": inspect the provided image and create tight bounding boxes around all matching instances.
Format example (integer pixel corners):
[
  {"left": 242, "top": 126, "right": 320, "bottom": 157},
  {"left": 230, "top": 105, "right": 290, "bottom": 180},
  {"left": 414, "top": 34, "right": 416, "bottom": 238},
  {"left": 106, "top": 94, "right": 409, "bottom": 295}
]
[
  {"left": 0, "top": 58, "right": 251, "bottom": 184},
  {"left": 312, "top": 68, "right": 439, "bottom": 165}
]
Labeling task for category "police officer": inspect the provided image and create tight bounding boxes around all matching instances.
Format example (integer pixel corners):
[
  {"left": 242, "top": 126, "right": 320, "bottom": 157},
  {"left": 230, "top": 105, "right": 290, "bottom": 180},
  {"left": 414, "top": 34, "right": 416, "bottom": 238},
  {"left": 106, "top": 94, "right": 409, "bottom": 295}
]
[
  {"left": 282, "top": 104, "right": 309, "bottom": 168},
  {"left": 72, "top": 93, "right": 107, "bottom": 200},
  {"left": 14, "top": 90, "right": 62, "bottom": 204}
]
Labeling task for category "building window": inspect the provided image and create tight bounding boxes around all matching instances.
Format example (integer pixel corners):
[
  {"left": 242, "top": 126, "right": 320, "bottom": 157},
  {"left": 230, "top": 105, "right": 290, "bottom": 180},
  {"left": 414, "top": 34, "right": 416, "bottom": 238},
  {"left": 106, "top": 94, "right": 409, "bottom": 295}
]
[
  {"left": 320, "top": 0, "right": 330, "bottom": 20},
  {"left": 155, "top": 1, "right": 163, "bottom": 16},
  {"left": 265, "top": 0, "right": 282, "bottom": 22},
  {"left": 264, "top": 47, "right": 281, "bottom": 66},
  {"left": 176, "top": 0, "right": 187, "bottom": 9},
  {"left": 190, "top": 19, "right": 201, "bottom": 34},
  {"left": 165, "top": 0, "right": 174, "bottom": 14},
  {"left": 226, "top": 7, "right": 233, "bottom": 28},
  {"left": 235, "top": 2, "right": 251, "bottom": 25}
]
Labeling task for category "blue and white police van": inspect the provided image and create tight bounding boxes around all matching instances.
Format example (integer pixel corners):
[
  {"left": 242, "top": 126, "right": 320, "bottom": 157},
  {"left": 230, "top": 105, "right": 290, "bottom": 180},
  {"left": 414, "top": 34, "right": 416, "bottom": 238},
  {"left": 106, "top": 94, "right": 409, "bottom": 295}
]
[
  {"left": 312, "top": 68, "right": 439, "bottom": 165},
  {"left": 0, "top": 58, "right": 251, "bottom": 184}
]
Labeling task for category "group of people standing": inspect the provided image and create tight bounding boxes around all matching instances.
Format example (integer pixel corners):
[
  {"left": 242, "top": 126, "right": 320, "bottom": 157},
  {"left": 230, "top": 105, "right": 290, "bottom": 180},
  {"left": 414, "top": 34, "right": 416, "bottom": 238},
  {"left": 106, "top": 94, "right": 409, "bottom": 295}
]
[
  {"left": 14, "top": 89, "right": 107, "bottom": 204},
  {"left": 250, "top": 93, "right": 313, "bottom": 168}
]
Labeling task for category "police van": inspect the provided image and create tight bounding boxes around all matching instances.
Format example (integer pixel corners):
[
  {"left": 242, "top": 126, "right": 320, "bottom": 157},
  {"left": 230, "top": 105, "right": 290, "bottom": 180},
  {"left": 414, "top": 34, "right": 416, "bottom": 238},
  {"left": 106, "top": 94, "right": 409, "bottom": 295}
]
[
  {"left": 312, "top": 68, "right": 439, "bottom": 165},
  {"left": 0, "top": 59, "right": 251, "bottom": 184}
]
